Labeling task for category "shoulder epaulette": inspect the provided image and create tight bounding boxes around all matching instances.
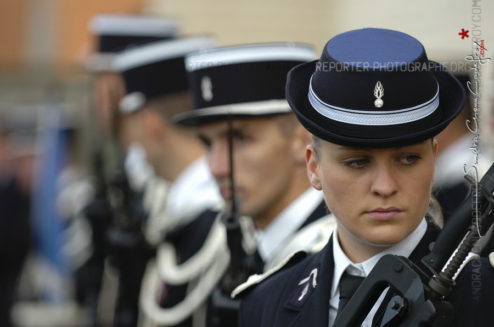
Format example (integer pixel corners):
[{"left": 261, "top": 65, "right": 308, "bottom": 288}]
[{"left": 231, "top": 250, "right": 308, "bottom": 299}]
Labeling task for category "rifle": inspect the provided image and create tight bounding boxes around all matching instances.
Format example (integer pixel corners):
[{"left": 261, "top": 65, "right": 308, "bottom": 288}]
[
  {"left": 79, "top": 146, "right": 112, "bottom": 327},
  {"left": 333, "top": 162, "right": 494, "bottom": 327},
  {"left": 79, "top": 87, "right": 121, "bottom": 326},
  {"left": 209, "top": 114, "right": 258, "bottom": 327},
  {"left": 105, "top": 101, "right": 153, "bottom": 327}
]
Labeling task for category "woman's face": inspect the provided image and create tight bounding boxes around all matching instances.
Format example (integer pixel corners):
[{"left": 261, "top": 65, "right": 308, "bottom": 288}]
[{"left": 306, "top": 139, "right": 436, "bottom": 260}]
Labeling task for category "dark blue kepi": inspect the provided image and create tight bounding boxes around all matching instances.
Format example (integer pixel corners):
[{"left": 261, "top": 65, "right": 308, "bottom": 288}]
[
  {"left": 286, "top": 28, "right": 466, "bottom": 148},
  {"left": 174, "top": 43, "right": 316, "bottom": 126}
]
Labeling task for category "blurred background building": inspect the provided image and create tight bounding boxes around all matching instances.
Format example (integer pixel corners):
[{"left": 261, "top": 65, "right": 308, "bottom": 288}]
[
  {"left": 0, "top": 0, "right": 493, "bottom": 326},
  {"left": 1, "top": 0, "right": 493, "bottom": 147}
]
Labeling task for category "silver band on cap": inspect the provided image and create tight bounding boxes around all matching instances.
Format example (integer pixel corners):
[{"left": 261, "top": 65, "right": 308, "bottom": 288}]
[
  {"left": 185, "top": 44, "right": 316, "bottom": 72},
  {"left": 174, "top": 99, "right": 291, "bottom": 123},
  {"left": 114, "top": 37, "right": 217, "bottom": 72},
  {"left": 308, "top": 77, "right": 439, "bottom": 126},
  {"left": 89, "top": 15, "right": 179, "bottom": 36}
]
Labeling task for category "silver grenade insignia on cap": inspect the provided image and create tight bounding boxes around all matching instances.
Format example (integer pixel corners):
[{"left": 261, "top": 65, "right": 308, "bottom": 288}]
[
  {"left": 201, "top": 76, "right": 213, "bottom": 102},
  {"left": 374, "top": 81, "right": 384, "bottom": 108}
]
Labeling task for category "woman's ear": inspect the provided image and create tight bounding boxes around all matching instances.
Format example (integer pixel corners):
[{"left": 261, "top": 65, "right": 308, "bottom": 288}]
[{"left": 306, "top": 143, "right": 322, "bottom": 190}]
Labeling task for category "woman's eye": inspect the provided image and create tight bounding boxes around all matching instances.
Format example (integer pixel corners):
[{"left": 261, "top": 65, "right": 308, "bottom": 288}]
[
  {"left": 400, "top": 154, "right": 420, "bottom": 165},
  {"left": 344, "top": 158, "right": 369, "bottom": 168}
]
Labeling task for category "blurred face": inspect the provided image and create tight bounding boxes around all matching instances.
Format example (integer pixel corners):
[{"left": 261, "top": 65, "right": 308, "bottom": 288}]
[
  {"left": 120, "top": 112, "right": 145, "bottom": 150},
  {"left": 197, "top": 116, "right": 308, "bottom": 228},
  {"left": 91, "top": 73, "right": 126, "bottom": 133},
  {"left": 122, "top": 93, "right": 196, "bottom": 181},
  {"left": 124, "top": 109, "right": 163, "bottom": 175},
  {"left": 306, "top": 139, "right": 436, "bottom": 261}
]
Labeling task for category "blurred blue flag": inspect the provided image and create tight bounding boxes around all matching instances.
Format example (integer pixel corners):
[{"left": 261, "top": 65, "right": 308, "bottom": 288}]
[{"left": 32, "top": 106, "right": 72, "bottom": 303}]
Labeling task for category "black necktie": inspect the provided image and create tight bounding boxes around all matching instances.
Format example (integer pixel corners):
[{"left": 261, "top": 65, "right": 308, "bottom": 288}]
[{"left": 337, "top": 272, "right": 364, "bottom": 316}]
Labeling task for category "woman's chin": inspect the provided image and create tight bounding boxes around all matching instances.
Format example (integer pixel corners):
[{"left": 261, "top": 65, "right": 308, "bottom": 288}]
[{"left": 360, "top": 230, "right": 408, "bottom": 248}]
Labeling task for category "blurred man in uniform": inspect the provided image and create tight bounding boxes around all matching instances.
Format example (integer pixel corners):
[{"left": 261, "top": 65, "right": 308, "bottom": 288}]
[
  {"left": 87, "top": 14, "right": 179, "bottom": 186},
  {"left": 113, "top": 37, "right": 224, "bottom": 327},
  {"left": 0, "top": 119, "right": 31, "bottom": 327},
  {"left": 434, "top": 73, "right": 479, "bottom": 218},
  {"left": 176, "top": 43, "right": 335, "bottom": 274},
  {"left": 174, "top": 44, "right": 335, "bottom": 327},
  {"left": 433, "top": 71, "right": 493, "bottom": 255},
  {"left": 83, "top": 14, "right": 179, "bottom": 327}
]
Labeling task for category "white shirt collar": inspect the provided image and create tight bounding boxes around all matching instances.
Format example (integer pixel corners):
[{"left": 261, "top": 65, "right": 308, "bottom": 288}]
[
  {"left": 164, "top": 156, "right": 223, "bottom": 231},
  {"left": 124, "top": 143, "right": 154, "bottom": 191},
  {"left": 330, "top": 218, "right": 427, "bottom": 298},
  {"left": 255, "top": 188, "right": 324, "bottom": 262}
]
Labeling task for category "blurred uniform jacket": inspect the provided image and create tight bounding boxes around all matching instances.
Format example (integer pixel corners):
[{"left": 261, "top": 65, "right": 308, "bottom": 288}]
[
  {"left": 139, "top": 157, "right": 225, "bottom": 327},
  {"left": 433, "top": 135, "right": 493, "bottom": 255},
  {"left": 0, "top": 176, "right": 30, "bottom": 327},
  {"left": 140, "top": 167, "right": 335, "bottom": 327}
]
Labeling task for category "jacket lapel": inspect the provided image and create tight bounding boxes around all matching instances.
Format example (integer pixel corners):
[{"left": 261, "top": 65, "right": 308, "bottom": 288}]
[{"left": 281, "top": 235, "right": 335, "bottom": 327}]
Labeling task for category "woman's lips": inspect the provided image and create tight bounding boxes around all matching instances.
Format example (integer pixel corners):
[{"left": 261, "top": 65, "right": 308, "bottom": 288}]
[{"left": 366, "top": 207, "right": 402, "bottom": 220}]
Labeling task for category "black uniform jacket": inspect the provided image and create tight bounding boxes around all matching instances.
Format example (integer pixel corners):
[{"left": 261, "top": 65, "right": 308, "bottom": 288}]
[
  {"left": 238, "top": 224, "right": 494, "bottom": 327},
  {"left": 209, "top": 200, "right": 330, "bottom": 327}
]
